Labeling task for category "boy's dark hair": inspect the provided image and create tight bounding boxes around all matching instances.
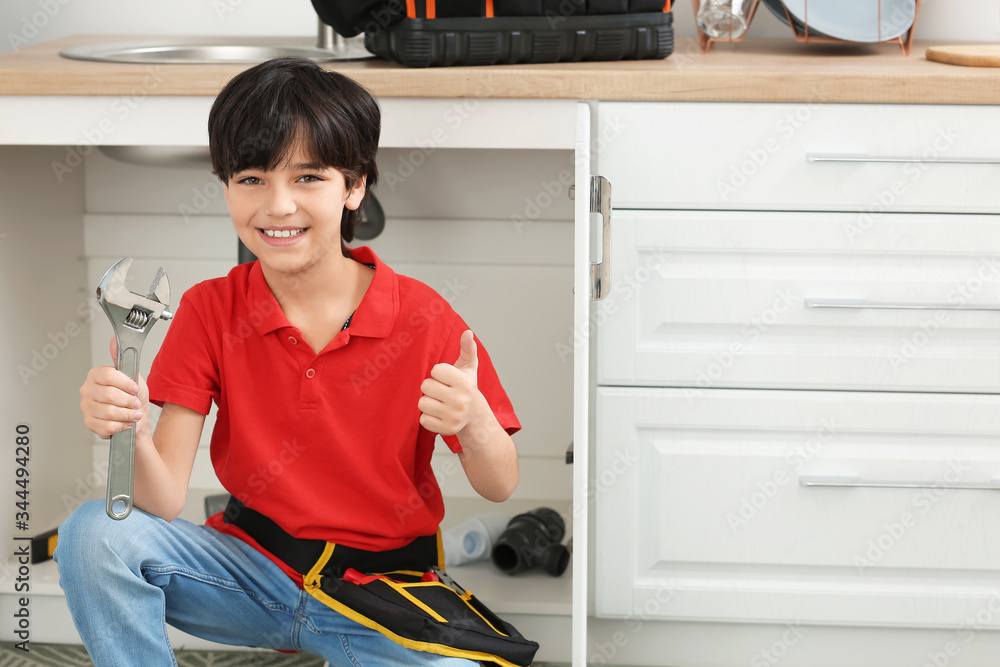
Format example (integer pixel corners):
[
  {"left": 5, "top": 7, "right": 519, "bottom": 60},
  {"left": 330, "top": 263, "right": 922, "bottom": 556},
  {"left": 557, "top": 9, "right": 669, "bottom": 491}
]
[{"left": 208, "top": 57, "right": 380, "bottom": 255}]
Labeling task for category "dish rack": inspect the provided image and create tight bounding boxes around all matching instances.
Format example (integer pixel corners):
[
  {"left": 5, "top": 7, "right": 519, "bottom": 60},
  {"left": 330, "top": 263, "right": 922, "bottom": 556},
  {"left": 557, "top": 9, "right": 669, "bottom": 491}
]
[{"left": 691, "top": 0, "right": 921, "bottom": 55}]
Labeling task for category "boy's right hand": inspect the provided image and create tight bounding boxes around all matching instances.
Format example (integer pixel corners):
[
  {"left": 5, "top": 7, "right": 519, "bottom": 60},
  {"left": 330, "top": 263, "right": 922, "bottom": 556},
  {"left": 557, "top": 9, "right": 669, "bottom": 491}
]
[{"left": 80, "top": 337, "right": 150, "bottom": 439}]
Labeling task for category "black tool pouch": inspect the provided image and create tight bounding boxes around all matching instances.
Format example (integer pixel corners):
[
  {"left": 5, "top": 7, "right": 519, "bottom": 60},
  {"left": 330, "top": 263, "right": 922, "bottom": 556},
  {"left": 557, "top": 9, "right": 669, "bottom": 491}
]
[
  {"left": 311, "top": 0, "right": 673, "bottom": 67},
  {"left": 305, "top": 558, "right": 539, "bottom": 666},
  {"left": 222, "top": 497, "right": 539, "bottom": 667}
]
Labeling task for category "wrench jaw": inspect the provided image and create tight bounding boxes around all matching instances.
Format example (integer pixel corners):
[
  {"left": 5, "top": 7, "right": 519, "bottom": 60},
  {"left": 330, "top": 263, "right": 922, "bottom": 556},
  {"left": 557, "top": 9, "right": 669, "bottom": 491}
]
[
  {"left": 149, "top": 266, "right": 171, "bottom": 313},
  {"left": 96, "top": 256, "right": 131, "bottom": 305},
  {"left": 95, "top": 257, "right": 173, "bottom": 521},
  {"left": 97, "top": 257, "right": 173, "bottom": 323},
  {"left": 96, "top": 257, "right": 175, "bottom": 370}
]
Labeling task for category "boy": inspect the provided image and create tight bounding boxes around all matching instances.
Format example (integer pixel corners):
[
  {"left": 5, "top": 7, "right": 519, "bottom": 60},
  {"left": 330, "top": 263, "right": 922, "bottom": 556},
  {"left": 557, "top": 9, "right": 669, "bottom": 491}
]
[{"left": 57, "top": 57, "right": 522, "bottom": 666}]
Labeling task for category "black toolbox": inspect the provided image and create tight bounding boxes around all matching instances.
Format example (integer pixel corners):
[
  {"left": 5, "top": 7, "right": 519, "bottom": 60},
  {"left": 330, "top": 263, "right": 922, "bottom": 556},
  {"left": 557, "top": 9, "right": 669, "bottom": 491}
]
[{"left": 313, "top": 0, "right": 673, "bottom": 67}]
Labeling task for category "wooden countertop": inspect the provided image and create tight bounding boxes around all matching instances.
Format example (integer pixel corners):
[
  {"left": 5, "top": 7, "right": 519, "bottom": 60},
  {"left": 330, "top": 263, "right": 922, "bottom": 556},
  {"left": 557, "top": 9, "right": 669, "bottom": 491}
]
[{"left": 1, "top": 34, "right": 998, "bottom": 103}]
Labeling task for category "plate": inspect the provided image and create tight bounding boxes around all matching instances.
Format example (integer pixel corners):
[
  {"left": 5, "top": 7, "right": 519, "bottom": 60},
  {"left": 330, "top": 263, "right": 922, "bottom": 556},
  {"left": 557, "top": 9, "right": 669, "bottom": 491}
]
[
  {"left": 781, "top": 0, "right": 917, "bottom": 43},
  {"left": 761, "top": 0, "right": 830, "bottom": 36}
]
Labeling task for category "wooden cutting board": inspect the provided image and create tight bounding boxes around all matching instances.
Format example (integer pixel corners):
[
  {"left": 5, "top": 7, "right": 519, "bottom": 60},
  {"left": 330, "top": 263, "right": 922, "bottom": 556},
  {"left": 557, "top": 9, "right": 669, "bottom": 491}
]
[{"left": 926, "top": 45, "right": 1000, "bottom": 67}]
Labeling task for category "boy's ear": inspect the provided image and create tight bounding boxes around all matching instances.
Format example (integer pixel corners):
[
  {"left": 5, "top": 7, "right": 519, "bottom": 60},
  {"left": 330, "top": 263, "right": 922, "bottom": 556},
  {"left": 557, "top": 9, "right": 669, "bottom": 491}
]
[{"left": 345, "top": 176, "right": 366, "bottom": 211}]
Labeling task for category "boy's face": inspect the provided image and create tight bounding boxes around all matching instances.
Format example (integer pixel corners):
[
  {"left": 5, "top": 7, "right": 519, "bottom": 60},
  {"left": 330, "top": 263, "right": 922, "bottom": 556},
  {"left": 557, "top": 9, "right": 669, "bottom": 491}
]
[{"left": 223, "top": 141, "right": 365, "bottom": 277}]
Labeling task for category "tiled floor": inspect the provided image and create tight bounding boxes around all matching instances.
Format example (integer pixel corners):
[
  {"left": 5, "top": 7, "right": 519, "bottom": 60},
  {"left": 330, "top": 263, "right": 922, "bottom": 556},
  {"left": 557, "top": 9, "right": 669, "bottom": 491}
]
[
  {"left": 0, "top": 643, "right": 324, "bottom": 666},
  {"left": 0, "top": 643, "right": 574, "bottom": 666}
]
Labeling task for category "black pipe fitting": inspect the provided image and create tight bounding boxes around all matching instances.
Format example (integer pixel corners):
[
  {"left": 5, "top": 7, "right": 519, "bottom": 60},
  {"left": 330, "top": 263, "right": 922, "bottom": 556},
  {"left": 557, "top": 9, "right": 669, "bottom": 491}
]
[{"left": 491, "top": 507, "right": 570, "bottom": 577}]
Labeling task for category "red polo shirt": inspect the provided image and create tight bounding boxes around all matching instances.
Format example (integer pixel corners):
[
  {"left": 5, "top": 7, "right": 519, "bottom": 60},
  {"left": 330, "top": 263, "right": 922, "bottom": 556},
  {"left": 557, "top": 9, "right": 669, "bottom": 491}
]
[{"left": 147, "top": 246, "right": 519, "bottom": 582}]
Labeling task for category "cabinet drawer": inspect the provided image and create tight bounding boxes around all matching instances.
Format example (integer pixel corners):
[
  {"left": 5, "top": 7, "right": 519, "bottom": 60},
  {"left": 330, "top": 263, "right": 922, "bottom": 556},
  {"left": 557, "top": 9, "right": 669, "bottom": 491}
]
[
  {"left": 595, "top": 387, "right": 1000, "bottom": 627},
  {"left": 598, "top": 102, "right": 1000, "bottom": 212},
  {"left": 596, "top": 211, "right": 1000, "bottom": 392}
]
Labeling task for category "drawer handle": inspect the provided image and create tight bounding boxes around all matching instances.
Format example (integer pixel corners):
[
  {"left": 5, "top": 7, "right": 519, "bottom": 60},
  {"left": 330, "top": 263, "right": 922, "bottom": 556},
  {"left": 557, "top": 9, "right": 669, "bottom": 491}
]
[
  {"left": 806, "top": 153, "right": 1000, "bottom": 165},
  {"left": 805, "top": 298, "right": 1000, "bottom": 312},
  {"left": 799, "top": 475, "right": 1000, "bottom": 491}
]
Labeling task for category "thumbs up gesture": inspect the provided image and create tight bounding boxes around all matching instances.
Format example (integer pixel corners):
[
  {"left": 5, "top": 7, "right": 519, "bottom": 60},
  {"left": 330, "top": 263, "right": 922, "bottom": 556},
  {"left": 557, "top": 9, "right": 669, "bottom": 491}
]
[{"left": 418, "top": 330, "right": 482, "bottom": 437}]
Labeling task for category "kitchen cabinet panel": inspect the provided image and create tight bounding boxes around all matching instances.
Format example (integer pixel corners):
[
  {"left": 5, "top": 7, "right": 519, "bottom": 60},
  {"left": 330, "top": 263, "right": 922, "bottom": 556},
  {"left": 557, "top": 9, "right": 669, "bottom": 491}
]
[
  {"left": 591, "top": 99, "right": 1000, "bottom": 659},
  {"left": 0, "top": 97, "right": 577, "bottom": 150},
  {"left": 596, "top": 386, "right": 1000, "bottom": 628},
  {"left": 597, "top": 210, "right": 1000, "bottom": 392},
  {"left": 0, "top": 146, "right": 91, "bottom": 554},
  {"left": 598, "top": 102, "right": 1000, "bottom": 213}
]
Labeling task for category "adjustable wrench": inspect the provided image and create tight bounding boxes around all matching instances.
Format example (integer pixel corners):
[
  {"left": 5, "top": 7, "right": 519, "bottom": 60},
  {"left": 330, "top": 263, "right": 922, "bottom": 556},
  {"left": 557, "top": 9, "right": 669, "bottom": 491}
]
[{"left": 96, "top": 257, "right": 173, "bottom": 520}]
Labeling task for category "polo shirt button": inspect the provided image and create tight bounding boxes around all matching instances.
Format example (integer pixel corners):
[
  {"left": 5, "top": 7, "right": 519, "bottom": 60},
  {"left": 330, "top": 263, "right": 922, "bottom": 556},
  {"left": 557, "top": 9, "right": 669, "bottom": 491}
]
[
  {"left": 288, "top": 336, "right": 298, "bottom": 345},
  {"left": 305, "top": 368, "right": 316, "bottom": 379}
]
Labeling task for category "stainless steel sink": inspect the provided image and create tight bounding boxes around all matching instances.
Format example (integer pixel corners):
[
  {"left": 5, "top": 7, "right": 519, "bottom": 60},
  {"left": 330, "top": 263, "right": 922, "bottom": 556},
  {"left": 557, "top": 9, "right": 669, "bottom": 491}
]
[{"left": 60, "top": 36, "right": 374, "bottom": 64}]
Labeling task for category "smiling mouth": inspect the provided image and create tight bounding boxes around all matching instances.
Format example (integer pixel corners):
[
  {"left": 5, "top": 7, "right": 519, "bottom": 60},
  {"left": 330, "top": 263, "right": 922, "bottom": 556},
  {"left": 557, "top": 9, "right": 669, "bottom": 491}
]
[{"left": 261, "top": 228, "right": 306, "bottom": 238}]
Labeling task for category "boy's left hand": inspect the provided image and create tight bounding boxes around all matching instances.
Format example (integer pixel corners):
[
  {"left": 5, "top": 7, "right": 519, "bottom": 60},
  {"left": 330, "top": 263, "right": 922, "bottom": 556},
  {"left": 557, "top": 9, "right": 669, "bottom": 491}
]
[{"left": 418, "top": 330, "right": 483, "bottom": 436}]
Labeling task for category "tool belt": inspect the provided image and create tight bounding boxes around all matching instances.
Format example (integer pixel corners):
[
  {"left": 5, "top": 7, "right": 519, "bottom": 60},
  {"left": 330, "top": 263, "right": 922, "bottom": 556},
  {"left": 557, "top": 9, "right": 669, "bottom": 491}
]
[{"left": 223, "top": 497, "right": 539, "bottom": 667}]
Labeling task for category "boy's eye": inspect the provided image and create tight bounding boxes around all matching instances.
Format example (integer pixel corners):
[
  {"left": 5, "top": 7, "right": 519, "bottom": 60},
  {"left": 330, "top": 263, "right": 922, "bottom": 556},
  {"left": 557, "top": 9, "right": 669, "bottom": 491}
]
[
  {"left": 298, "top": 174, "right": 322, "bottom": 183},
  {"left": 237, "top": 176, "right": 262, "bottom": 185}
]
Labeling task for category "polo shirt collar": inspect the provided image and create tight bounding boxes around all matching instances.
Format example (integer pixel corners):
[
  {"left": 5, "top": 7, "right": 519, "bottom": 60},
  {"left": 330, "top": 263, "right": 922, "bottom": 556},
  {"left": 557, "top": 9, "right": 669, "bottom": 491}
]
[
  {"left": 246, "top": 246, "right": 398, "bottom": 339},
  {"left": 343, "top": 246, "right": 397, "bottom": 339}
]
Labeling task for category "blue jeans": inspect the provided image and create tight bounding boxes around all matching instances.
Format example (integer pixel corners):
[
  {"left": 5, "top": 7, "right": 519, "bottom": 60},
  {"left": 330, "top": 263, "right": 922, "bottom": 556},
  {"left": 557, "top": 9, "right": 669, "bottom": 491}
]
[{"left": 55, "top": 500, "right": 478, "bottom": 667}]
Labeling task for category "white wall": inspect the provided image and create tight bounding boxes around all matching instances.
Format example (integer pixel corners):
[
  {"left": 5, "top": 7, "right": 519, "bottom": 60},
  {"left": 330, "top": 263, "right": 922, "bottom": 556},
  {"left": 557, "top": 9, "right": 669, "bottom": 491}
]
[{"left": 0, "top": 0, "right": 995, "bottom": 56}]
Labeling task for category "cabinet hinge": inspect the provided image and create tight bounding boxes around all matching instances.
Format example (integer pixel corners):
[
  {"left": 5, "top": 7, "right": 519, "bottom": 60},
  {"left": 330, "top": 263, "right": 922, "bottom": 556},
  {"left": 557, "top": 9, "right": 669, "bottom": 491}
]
[{"left": 590, "top": 175, "right": 612, "bottom": 301}]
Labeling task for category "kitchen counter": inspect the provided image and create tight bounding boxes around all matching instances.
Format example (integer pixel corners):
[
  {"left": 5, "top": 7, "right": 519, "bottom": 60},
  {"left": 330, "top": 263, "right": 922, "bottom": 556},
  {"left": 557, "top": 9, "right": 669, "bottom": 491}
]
[{"left": 1, "top": 34, "right": 999, "bottom": 103}]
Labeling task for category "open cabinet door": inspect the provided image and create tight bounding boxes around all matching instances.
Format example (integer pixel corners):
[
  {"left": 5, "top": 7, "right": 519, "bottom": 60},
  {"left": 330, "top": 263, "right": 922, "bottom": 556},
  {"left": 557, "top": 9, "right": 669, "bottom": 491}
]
[
  {"left": 573, "top": 101, "right": 612, "bottom": 667},
  {"left": 572, "top": 102, "right": 592, "bottom": 667}
]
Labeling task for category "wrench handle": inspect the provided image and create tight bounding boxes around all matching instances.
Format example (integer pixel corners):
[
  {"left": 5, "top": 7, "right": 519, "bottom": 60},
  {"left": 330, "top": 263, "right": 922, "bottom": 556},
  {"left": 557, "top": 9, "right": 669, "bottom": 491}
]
[
  {"left": 107, "top": 426, "right": 136, "bottom": 520},
  {"left": 106, "top": 343, "right": 139, "bottom": 520}
]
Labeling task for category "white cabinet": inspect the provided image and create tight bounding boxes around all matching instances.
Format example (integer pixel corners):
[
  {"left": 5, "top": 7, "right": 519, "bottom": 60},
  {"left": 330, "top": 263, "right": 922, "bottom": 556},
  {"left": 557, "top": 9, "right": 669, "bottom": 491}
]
[
  {"left": 596, "top": 387, "right": 1000, "bottom": 627},
  {"left": 592, "top": 101, "right": 1000, "bottom": 642},
  {"left": 598, "top": 102, "right": 1000, "bottom": 213},
  {"left": 597, "top": 210, "right": 1000, "bottom": 392}
]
